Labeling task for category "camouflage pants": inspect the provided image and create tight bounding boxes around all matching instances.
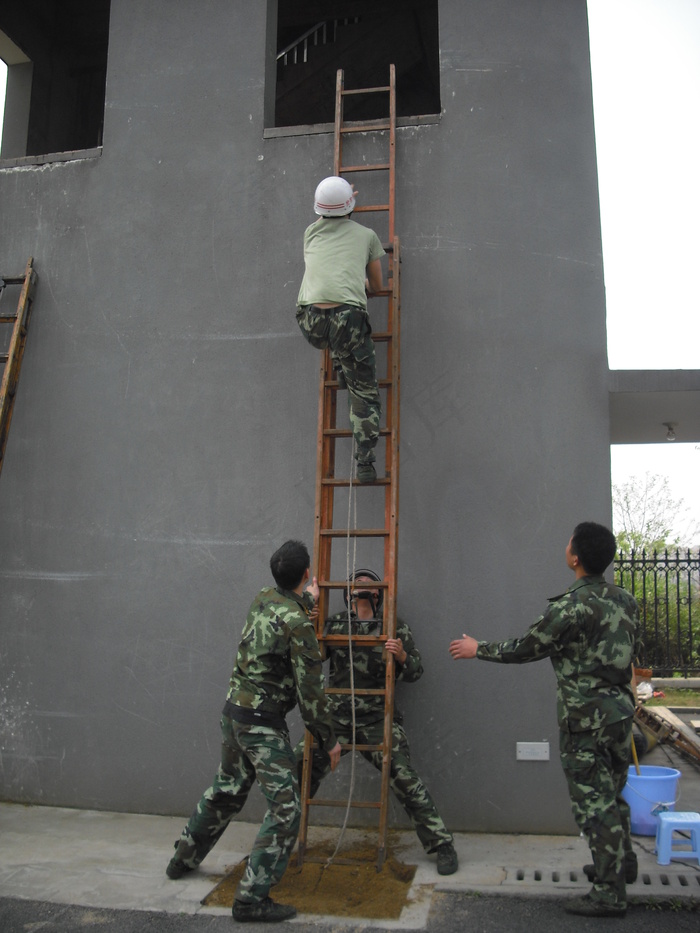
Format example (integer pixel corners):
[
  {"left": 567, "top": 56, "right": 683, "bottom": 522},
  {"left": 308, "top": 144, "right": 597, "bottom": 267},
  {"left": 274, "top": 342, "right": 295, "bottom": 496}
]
[
  {"left": 295, "top": 717, "right": 452, "bottom": 852},
  {"left": 559, "top": 717, "right": 634, "bottom": 908},
  {"left": 172, "top": 715, "right": 300, "bottom": 904},
  {"left": 296, "top": 304, "right": 380, "bottom": 462}
]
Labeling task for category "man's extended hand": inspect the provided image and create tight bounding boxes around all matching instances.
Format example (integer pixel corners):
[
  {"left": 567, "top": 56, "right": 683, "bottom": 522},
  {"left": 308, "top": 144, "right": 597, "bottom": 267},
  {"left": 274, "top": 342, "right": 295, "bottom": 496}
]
[
  {"left": 385, "top": 637, "right": 407, "bottom": 664},
  {"left": 328, "top": 741, "right": 342, "bottom": 771},
  {"left": 305, "top": 575, "right": 320, "bottom": 604},
  {"left": 449, "top": 635, "right": 479, "bottom": 659}
]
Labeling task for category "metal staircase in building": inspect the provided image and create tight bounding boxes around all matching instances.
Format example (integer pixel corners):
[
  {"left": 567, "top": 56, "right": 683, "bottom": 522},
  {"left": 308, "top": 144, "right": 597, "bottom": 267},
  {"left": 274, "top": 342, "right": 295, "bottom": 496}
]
[
  {"left": 0, "top": 258, "right": 37, "bottom": 479},
  {"left": 297, "top": 66, "right": 400, "bottom": 871}
]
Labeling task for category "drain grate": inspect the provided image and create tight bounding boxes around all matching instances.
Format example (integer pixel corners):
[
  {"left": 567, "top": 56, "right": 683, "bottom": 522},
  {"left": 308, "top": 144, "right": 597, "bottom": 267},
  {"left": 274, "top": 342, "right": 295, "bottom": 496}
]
[
  {"left": 636, "top": 870, "right": 700, "bottom": 889},
  {"left": 513, "top": 868, "right": 585, "bottom": 883},
  {"left": 505, "top": 867, "right": 700, "bottom": 894}
]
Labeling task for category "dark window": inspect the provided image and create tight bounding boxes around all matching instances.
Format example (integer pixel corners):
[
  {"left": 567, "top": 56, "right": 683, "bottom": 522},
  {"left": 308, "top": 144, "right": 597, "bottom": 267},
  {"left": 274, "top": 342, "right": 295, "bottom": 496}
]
[
  {"left": 0, "top": 0, "right": 111, "bottom": 160},
  {"left": 272, "top": 0, "right": 440, "bottom": 128}
]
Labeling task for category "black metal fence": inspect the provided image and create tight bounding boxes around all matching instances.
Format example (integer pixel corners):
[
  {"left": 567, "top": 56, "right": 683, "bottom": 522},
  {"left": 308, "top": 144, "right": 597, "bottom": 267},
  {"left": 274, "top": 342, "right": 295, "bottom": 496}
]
[{"left": 614, "top": 548, "right": 700, "bottom": 676}]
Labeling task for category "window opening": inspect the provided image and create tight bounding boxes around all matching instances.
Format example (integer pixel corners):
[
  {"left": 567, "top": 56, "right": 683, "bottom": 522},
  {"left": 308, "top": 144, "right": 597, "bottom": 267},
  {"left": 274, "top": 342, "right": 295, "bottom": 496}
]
[
  {"left": 271, "top": 0, "right": 440, "bottom": 128},
  {"left": 0, "top": 1, "right": 111, "bottom": 161}
]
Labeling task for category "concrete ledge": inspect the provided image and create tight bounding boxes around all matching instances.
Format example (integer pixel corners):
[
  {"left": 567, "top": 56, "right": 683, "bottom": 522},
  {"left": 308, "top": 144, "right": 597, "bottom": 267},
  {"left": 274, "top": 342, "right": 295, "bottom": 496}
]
[
  {"left": 0, "top": 147, "right": 102, "bottom": 169},
  {"left": 610, "top": 370, "right": 700, "bottom": 393},
  {"left": 609, "top": 369, "right": 700, "bottom": 444},
  {"left": 652, "top": 678, "right": 700, "bottom": 691}
]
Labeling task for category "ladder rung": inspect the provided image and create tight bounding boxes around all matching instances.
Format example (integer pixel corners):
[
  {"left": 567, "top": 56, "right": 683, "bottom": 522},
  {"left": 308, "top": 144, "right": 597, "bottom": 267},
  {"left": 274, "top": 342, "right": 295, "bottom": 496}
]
[
  {"left": 321, "top": 476, "right": 391, "bottom": 487},
  {"left": 319, "top": 528, "right": 388, "bottom": 538},
  {"left": 353, "top": 204, "right": 389, "bottom": 212},
  {"left": 308, "top": 798, "right": 382, "bottom": 809},
  {"left": 325, "top": 376, "right": 392, "bottom": 387},
  {"left": 341, "top": 123, "right": 390, "bottom": 134},
  {"left": 305, "top": 740, "right": 383, "bottom": 752},
  {"left": 322, "top": 427, "right": 390, "bottom": 438},
  {"left": 320, "top": 579, "right": 389, "bottom": 590},
  {"left": 341, "top": 85, "right": 390, "bottom": 96},
  {"left": 339, "top": 163, "right": 390, "bottom": 173},
  {"left": 299, "top": 855, "right": 381, "bottom": 867},
  {"left": 323, "top": 637, "right": 386, "bottom": 648},
  {"left": 0, "top": 316, "right": 18, "bottom": 323},
  {"left": 325, "top": 687, "right": 386, "bottom": 696}
]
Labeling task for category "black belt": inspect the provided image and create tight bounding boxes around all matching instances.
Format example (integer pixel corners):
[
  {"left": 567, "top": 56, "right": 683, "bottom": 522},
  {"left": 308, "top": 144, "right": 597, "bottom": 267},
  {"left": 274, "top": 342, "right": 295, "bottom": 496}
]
[
  {"left": 307, "top": 303, "right": 363, "bottom": 313},
  {"left": 223, "top": 699, "right": 287, "bottom": 731}
]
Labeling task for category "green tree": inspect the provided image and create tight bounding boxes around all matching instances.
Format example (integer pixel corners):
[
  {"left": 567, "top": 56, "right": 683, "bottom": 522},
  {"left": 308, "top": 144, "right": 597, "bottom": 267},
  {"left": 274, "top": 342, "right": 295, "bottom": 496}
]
[{"left": 612, "top": 472, "right": 699, "bottom": 553}]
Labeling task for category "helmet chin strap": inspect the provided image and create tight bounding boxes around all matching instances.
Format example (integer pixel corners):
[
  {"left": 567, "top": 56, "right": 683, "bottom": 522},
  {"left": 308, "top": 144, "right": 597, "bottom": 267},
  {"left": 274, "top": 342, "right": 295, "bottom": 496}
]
[{"left": 352, "top": 590, "right": 379, "bottom": 619}]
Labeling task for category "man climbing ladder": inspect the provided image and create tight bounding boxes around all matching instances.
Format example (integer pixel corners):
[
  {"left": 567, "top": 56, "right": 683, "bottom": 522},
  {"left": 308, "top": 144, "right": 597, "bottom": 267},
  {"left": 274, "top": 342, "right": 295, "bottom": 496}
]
[{"left": 296, "top": 175, "right": 385, "bottom": 484}]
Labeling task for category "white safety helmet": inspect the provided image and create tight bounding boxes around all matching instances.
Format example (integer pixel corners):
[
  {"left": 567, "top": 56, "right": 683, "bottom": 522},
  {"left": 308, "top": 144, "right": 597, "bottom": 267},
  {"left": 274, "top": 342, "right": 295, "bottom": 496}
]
[{"left": 313, "top": 176, "right": 355, "bottom": 216}]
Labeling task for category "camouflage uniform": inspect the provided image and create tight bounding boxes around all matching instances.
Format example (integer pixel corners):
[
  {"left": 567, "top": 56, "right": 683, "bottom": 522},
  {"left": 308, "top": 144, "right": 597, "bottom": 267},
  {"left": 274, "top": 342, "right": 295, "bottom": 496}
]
[
  {"left": 296, "top": 304, "right": 380, "bottom": 463},
  {"left": 296, "top": 215, "right": 385, "bottom": 465},
  {"left": 296, "top": 612, "right": 453, "bottom": 853},
  {"left": 171, "top": 586, "right": 336, "bottom": 905},
  {"left": 476, "top": 575, "right": 640, "bottom": 909}
]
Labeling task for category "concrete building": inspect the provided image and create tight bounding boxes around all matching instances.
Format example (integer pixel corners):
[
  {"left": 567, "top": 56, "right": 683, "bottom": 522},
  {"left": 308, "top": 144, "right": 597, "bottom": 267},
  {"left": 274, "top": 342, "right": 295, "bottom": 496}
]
[{"left": 1, "top": 0, "right": 698, "bottom": 836}]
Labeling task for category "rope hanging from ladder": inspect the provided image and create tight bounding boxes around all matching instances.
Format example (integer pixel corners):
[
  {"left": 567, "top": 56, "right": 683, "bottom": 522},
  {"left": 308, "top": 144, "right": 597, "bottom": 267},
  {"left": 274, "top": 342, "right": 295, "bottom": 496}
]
[{"left": 325, "top": 440, "right": 360, "bottom": 866}]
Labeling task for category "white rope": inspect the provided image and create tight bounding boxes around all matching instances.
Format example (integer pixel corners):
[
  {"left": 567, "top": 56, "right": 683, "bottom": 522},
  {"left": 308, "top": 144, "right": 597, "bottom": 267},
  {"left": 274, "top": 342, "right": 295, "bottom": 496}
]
[{"left": 325, "top": 438, "right": 359, "bottom": 866}]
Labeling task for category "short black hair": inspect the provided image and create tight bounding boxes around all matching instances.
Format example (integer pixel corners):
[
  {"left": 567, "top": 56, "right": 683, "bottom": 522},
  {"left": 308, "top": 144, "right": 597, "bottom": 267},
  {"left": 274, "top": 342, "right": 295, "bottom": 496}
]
[
  {"left": 570, "top": 522, "right": 617, "bottom": 575},
  {"left": 270, "top": 540, "right": 310, "bottom": 590}
]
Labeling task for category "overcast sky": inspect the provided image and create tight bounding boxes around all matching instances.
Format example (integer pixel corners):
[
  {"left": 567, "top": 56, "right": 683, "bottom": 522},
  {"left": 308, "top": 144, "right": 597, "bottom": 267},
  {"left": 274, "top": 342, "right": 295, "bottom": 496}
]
[
  {"left": 1, "top": 3, "right": 698, "bottom": 539},
  {"left": 587, "top": 0, "right": 700, "bottom": 543}
]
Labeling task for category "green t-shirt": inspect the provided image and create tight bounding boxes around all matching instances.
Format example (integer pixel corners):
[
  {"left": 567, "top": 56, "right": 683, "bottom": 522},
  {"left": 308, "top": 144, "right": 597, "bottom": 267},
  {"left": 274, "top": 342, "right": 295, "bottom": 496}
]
[{"left": 297, "top": 216, "right": 385, "bottom": 310}]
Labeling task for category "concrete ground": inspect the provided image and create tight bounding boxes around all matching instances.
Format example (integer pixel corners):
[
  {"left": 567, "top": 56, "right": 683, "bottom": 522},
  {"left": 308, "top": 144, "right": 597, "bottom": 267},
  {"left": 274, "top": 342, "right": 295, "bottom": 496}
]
[{"left": 1, "top": 716, "right": 699, "bottom": 931}]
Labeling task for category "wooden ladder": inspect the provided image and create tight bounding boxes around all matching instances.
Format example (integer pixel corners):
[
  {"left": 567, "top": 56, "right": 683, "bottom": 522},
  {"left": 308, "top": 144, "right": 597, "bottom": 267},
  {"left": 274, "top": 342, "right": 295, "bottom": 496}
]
[
  {"left": 298, "top": 66, "right": 400, "bottom": 871},
  {"left": 0, "top": 258, "right": 37, "bottom": 479}
]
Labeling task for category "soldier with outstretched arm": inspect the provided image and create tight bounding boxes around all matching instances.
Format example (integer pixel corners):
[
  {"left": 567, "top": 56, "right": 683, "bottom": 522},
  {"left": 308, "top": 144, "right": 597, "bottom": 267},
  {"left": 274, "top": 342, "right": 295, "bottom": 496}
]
[{"left": 449, "top": 522, "right": 640, "bottom": 919}]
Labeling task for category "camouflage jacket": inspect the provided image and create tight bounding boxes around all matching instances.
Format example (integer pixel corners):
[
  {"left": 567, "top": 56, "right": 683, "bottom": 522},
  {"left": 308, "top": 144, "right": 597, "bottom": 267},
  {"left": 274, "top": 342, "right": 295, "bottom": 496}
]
[
  {"left": 476, "top": 575, "right": 640, "bottom": 733},
  {"left": 227, "top": 586, "right": 336, "bottom": 750},
  {"left": 324, "top": 612, "right": 423, "bottom": 723}
]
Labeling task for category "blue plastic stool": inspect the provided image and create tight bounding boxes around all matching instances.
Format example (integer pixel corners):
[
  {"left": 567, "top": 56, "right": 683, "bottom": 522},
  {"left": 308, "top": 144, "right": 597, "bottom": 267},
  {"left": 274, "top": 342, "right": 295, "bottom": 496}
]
[{"left": 655, "top": 811, "right": 700, "bottom": 866}]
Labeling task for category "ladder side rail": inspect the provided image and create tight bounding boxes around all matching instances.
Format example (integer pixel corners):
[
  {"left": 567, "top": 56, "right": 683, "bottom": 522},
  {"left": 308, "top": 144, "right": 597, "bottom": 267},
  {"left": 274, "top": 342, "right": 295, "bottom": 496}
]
[
  {"left": 318, "top": 353, "right": 337, "bottom": 628},
  {"left": 0, "top": 259, "right": 36, "bottom": 477},
  {"left": 387, "top": 237, "right": 400, "bottom": 528},
  {"left": 297, "top": 729, "right": 315, "bottom": 864},
  {"left": 388, "top": 64, "right": 396, "bottom": 244},
  {"left": 0, "top": 258, "right": 35, "bottom": 406},
  {"left": 299, "top": 346, "right": 337, "bottom": 864},
  {"left": 312, "top": 347, "right": 337, "bottom": 624},
  {"left": 376, "top": 238, "right": 399, "bottom": 870},
  {"left": 333, "top": 68, "right": 344, "bottom": 175}
]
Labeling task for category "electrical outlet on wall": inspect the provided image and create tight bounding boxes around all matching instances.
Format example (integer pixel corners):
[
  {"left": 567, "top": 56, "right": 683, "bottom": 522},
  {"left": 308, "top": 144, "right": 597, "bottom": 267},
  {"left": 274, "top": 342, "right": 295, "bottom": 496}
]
[{"left": 516, "top": 741, "right": 550, "bottom": 761}]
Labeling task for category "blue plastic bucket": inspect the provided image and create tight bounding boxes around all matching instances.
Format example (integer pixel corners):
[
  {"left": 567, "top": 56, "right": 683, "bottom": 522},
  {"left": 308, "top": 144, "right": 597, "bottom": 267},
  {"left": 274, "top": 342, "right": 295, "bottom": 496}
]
[{"left": 622, "top": 765, "right": 681, "bottom": 835}]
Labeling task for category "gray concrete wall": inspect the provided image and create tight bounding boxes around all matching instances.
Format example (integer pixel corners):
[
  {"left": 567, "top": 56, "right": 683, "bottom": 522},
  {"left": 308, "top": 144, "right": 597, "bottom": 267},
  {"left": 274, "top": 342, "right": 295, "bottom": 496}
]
[{"left": 0, "top": 0, "right": 609, "bottom": 834}]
